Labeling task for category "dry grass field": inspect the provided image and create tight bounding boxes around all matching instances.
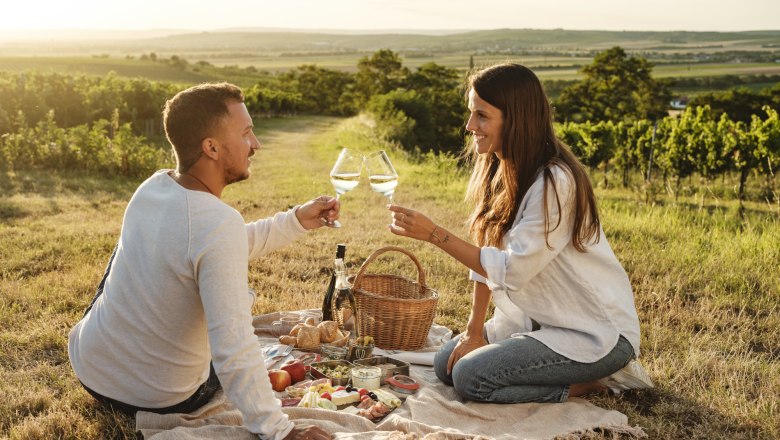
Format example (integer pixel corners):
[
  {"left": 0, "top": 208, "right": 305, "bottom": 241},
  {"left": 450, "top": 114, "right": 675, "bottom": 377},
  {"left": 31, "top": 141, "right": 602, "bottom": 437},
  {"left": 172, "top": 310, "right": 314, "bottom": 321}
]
[{"left": 0, "top": 116, "right": 778, "bottom": 438}]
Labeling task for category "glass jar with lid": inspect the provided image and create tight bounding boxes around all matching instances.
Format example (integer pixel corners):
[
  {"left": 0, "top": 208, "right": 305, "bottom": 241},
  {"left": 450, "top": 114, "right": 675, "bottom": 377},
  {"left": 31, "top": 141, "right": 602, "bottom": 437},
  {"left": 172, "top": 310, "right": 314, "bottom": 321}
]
[{"left": 351, "top": 366, "right": 381, "bottom": 390}]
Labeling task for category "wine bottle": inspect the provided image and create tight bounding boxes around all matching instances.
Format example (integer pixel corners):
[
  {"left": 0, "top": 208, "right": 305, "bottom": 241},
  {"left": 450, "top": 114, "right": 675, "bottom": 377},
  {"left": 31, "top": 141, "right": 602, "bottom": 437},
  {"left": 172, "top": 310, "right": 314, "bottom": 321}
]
[
  {"left": 321, "top": 244, "right": 346, "bottom": 321},
  {"left": 333, "top": 256, "right": 359, "bottom": 337}
]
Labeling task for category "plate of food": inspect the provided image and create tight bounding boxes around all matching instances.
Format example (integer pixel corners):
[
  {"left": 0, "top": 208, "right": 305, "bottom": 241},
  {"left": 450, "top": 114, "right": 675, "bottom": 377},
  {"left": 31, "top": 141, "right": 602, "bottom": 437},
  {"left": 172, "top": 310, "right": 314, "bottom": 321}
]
[{"left": 283, "top": 359, "right": 406, "bottom": 422}]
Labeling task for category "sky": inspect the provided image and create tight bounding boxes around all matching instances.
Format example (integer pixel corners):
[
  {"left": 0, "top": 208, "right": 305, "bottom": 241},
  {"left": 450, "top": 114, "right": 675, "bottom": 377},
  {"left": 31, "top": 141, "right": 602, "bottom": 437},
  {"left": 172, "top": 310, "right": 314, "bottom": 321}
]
[{"left": 1, "top": 0, "right": 778, "bottom": 33}]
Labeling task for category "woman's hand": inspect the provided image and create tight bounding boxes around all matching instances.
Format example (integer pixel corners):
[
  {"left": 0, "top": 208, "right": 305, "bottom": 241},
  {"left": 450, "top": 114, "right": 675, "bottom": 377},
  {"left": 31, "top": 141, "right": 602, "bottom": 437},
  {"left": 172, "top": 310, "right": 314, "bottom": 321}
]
[
  {"left": 387, "top": 204, "right": 437, "bottom": 242},
  {"left": 296, "top": 196, "right": 340, "bottom": 230},
  {"left": 447, "top": 334, "right": 488, "bottom": 375}
]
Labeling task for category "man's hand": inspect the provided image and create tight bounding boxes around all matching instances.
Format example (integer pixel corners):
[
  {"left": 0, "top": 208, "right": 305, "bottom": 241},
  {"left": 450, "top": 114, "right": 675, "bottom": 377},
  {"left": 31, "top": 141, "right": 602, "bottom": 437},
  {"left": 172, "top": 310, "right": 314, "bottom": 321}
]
[
  {"left": 283, "top": 424, "right": 331, "bottom": 440},
  {"left": 295, "top": 196, "right": 340, "bottom": 230}
]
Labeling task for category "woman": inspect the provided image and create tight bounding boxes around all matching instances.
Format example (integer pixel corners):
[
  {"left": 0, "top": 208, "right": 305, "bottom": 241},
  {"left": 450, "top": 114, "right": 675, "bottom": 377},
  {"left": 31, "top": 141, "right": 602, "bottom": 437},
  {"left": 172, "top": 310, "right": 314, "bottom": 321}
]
[{"left": 388, "top": 63, "right": 652, "bottom": 403}]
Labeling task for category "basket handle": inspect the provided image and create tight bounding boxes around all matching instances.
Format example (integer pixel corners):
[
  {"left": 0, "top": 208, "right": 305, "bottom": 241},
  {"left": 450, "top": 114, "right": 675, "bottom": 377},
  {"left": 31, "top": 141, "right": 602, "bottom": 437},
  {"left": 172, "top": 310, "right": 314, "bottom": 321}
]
[{"left": 352, "top": 246, "right": 426, "bottom": 293}]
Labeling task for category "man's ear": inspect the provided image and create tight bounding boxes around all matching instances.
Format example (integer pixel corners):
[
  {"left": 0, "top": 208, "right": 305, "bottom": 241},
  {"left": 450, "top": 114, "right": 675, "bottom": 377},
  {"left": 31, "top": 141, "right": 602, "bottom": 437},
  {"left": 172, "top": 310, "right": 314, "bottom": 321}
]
[{"left": 201, "top": 138, "right": 220, "bottom": 160}]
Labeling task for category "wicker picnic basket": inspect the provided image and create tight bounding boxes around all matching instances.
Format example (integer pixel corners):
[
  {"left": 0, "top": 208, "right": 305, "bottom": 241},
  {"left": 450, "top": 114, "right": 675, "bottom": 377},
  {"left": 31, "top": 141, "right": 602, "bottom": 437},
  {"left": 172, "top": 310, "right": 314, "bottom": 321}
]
[{"left": 349, "top": 246, "right": 438, "bottom": 351}]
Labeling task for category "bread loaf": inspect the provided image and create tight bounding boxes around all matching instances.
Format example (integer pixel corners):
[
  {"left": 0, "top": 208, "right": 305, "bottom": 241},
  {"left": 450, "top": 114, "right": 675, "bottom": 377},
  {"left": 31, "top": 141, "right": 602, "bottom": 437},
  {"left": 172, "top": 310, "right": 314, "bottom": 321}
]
[
  {"left": 279, "top": 335, "right": 297, "bottom": 345},
  {"left": 318, "top": 321, "right": 340, "bottom": 343},
  {"left": 331, "top": 330, "right": 350, "bottom": 347},
  {"left": 297, "top": 326, "right": 320, "bottom": 350},
  {"left": 289, "top": 323, "right": 306, "bottom": 336}
]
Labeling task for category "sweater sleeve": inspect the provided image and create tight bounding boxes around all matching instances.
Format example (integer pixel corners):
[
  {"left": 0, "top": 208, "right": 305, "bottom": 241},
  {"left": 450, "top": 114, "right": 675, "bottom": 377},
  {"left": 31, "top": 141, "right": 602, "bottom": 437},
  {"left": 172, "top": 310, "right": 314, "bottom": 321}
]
[
  {"left": 480, "top": 167, "right": 576, "bottom": 294},
  {"left": 246, "top": 207, "right": 308, "bottom": 261},
  {"left": 194, "top": 209, "right": 294, "bottom": 440}
]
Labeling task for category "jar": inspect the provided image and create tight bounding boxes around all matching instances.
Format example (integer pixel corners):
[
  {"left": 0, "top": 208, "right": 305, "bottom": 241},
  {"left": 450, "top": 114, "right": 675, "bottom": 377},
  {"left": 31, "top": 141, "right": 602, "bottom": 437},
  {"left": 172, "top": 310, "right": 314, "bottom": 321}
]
[
  {"left": 320, "top": 344, "right": 347, "bottom": 360},
  {"left": 351, "top": 366, "right": 381, "bottom": 390},
  {"left": 346, "top": 343, "right": 374, "bottom": 361},
  {"left": 272, "top": 313, "right": 304, "bottom": 337}
]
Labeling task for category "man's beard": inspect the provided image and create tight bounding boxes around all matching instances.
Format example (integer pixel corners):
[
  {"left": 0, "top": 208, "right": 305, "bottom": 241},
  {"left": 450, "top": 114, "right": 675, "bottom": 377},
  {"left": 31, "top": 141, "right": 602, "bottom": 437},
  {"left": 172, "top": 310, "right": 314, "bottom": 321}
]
[
  {"left": 223, "top": 148, "right": 250, "bottom": 185},
  {"left": 225, "top": 166, "right": 249, "bottom": 185}
]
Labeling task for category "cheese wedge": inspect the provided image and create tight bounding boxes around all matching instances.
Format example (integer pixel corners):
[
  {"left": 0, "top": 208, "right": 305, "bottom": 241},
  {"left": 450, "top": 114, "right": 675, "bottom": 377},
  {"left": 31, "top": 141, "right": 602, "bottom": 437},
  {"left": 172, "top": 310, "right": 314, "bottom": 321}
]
[{"left": 330, "top": 390, "right": 360, "bottom": 406}]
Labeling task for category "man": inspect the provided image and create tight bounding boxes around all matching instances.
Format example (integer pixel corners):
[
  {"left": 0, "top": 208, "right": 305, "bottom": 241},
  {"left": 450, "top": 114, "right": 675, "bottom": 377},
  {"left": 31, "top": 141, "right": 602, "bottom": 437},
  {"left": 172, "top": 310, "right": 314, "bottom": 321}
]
[{"left": 68, "top": 83, "right": 334, "bottom": 440}]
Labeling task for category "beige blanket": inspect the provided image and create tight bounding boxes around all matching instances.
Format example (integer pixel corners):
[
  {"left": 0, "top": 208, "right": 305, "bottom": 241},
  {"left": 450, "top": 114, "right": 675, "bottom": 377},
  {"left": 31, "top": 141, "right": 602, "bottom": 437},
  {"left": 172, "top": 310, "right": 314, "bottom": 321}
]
[{"left": 136, "top": 312, "right": 646, "bottom": 440}]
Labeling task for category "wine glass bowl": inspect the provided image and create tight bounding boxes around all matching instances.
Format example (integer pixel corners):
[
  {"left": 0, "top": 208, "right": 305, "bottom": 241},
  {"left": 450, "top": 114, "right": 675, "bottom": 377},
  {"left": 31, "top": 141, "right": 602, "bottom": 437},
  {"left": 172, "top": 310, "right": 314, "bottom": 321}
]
[
  {"left": 369, "top": 174, "right": 398, "bottom": 198},
  {"left": 364, "top": 150, "right": 398, "bottom": 202},
  {"left": 330, "top": 172, "right": 360, "bottom": 197},
  {"left": 326, "top": 148, "right": 363, "bottom": 228}
]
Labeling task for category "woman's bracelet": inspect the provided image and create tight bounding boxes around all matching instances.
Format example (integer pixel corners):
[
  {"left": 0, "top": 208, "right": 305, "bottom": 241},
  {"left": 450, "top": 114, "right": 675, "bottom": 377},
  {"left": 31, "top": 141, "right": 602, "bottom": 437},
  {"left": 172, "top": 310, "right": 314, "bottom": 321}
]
[
  {"left": 429, "top": 226, "right": 449, "bottom": 244},
  {"left": 458, "top": 337, "right": 485, "bottom": 346}
]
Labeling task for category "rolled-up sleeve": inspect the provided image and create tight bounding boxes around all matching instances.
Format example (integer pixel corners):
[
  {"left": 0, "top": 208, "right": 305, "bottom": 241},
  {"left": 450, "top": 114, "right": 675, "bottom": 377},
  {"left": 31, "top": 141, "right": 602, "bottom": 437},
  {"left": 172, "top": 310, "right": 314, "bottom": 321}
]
[
  {"left": 480, "top": 168, "right": 575, "bottom": 294},
  {"left": 469, "top": 270, "right": 488, "bottom": 285},
  {"left": 245, "top": 207, "right": 307, "bottom": 261}
]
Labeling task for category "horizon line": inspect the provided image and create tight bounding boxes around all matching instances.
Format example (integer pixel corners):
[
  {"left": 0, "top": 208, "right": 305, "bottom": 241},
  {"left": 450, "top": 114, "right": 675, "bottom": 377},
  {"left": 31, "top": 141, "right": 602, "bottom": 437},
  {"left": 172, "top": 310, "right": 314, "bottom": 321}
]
[{"left": 2, "top": 26, "right": 779, "bottom": 35}]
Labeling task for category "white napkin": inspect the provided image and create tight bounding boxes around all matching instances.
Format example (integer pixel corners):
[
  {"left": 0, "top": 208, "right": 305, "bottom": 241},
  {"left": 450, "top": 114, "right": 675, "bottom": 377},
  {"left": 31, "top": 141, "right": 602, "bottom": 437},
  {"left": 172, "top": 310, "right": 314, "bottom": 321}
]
[
  {"left": 371, "top": 325, "right": 452, "bottom": 366},
  {"left": 371, "top": 348, "right": 436, "bottom": 366}
]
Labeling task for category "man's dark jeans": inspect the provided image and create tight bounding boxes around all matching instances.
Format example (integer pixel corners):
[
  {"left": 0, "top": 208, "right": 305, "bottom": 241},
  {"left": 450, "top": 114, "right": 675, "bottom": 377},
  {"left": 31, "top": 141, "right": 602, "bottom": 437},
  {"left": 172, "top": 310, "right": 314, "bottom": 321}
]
[
  {"left": 79, "top": 365, "right": 221, "bottom": 416},
  {"left": 79, "top": 244, "right": 221, "bottom": 416}
]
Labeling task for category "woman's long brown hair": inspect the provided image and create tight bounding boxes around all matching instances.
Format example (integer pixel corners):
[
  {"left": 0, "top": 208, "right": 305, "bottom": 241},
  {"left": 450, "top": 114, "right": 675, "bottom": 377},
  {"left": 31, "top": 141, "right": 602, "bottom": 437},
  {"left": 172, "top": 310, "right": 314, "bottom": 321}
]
[{"left": 464, "top": 64, "right": 600, "bottom": 252}]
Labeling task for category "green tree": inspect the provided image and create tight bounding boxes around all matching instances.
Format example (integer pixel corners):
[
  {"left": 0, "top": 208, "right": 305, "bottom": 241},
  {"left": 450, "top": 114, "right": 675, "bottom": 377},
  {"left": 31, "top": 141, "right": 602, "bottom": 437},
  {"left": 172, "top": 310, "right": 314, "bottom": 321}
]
[
  {"left": 31, "top": 73, "right": 87, "bottom": 128},
  {"left": 168, "top": 55, "right": 188, "bottom": 70},
  {"left": 83, "top": 72, "right": 126, "bottom": 124},
  {"left": 689, "top": 87, "right": 780, "bottom": 123},
  {"left": 244, "top": 85, "right": 302, "bottom": 117},
  {"left": 404, "top": 62, "right": 466, "bottom": 153},
  {"left": 282, "top": 65, "right": 356, "bottom": 115},
  {"left": 367, "top": 89, "right": 434, "bottom": 150},
  {"left": 354, "top": 50, "right": 409, "bottom": 106},
  {"left": 556, "top": 46, "right": 670, "bottom": 123}
]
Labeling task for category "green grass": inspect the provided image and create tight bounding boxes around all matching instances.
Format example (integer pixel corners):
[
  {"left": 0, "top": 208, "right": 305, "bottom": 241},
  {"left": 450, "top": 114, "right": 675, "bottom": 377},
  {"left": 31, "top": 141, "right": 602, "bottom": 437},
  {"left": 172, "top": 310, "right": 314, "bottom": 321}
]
[
  {"left": 1, "top": 115, "right": 778, "bottom": 438},
  {"left": 653, "top": 62, "right": 780, "bottom": 78},
  {"left": 0, "top": 56, "right": 267, "bottom": 88},
  {"left": 168, "top": 53, "right": 592, "bottom": 73},
  {"left": 0, "top": 57, "right": 212, "bottom": 85},
  {"left": 2, "top": 53, "right": 780, "bottom": 85}
]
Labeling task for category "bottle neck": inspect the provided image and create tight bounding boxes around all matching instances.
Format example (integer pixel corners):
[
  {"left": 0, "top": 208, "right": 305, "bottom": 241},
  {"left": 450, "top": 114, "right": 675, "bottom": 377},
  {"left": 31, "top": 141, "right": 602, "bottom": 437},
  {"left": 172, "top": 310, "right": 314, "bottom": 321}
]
[{"left": 334, "top": 258, "right": 349, "bottom": 288}]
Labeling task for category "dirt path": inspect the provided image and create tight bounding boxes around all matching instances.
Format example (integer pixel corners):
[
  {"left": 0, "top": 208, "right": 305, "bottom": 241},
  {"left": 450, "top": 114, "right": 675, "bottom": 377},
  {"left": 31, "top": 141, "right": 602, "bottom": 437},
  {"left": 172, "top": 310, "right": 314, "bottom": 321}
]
[{"left": 225, "top": 116, "right": 344, "bottom": 210}]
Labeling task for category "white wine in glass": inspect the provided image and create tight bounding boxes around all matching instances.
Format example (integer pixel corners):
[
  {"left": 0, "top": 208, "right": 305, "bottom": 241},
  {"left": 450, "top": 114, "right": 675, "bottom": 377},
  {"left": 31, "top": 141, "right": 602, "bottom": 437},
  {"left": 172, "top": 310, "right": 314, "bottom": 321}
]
[
  {"left": 365, "top": 150, "right": 398, "bottom": 202},
  {"left": 326, "top": 148, "right": 363, "bottom": 228},
  {"left": 331, "top": 172, "right": 360, "bottom": 196},
  {"left": 369, "top": 174, "right": 398, "bottom": 199}
]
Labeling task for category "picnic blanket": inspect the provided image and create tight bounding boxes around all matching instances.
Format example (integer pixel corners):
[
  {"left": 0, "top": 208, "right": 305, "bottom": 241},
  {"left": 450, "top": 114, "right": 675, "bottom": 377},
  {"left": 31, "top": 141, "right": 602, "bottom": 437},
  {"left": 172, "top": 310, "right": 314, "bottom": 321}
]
[{"left": 136, "top": 311, "right": 647, "bottom": 439}]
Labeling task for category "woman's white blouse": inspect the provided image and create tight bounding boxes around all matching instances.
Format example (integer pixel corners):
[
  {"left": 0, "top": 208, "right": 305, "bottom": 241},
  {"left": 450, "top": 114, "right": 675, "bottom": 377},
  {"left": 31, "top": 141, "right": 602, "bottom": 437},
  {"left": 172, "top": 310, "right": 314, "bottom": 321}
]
[{"left": 470, "top": 165, "right": 641, "bottom": 363}]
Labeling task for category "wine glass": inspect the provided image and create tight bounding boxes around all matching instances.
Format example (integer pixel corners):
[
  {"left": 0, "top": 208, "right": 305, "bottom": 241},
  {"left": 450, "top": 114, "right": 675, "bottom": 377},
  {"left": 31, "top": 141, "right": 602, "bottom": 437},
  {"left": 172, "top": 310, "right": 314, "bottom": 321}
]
[
  {"left": 365, "top": 150, "right": 399, "bottom": 203},
  {"left": 326, "top": 148, "right": 363, "bottom": 228}
]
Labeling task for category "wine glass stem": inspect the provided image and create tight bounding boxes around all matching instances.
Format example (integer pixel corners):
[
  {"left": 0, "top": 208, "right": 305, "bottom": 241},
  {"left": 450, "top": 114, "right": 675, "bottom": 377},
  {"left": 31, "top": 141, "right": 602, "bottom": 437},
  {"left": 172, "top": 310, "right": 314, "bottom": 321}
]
[{"left": 387, "top": 195, "right": 394, "bottom": 222}]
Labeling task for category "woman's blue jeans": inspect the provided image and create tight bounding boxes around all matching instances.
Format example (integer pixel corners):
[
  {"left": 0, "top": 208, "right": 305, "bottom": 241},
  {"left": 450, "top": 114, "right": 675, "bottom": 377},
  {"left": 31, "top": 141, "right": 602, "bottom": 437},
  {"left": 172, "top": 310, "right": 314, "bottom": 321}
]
[{"left": 434, "top": 334, "right": 634, "bottom": 403}]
